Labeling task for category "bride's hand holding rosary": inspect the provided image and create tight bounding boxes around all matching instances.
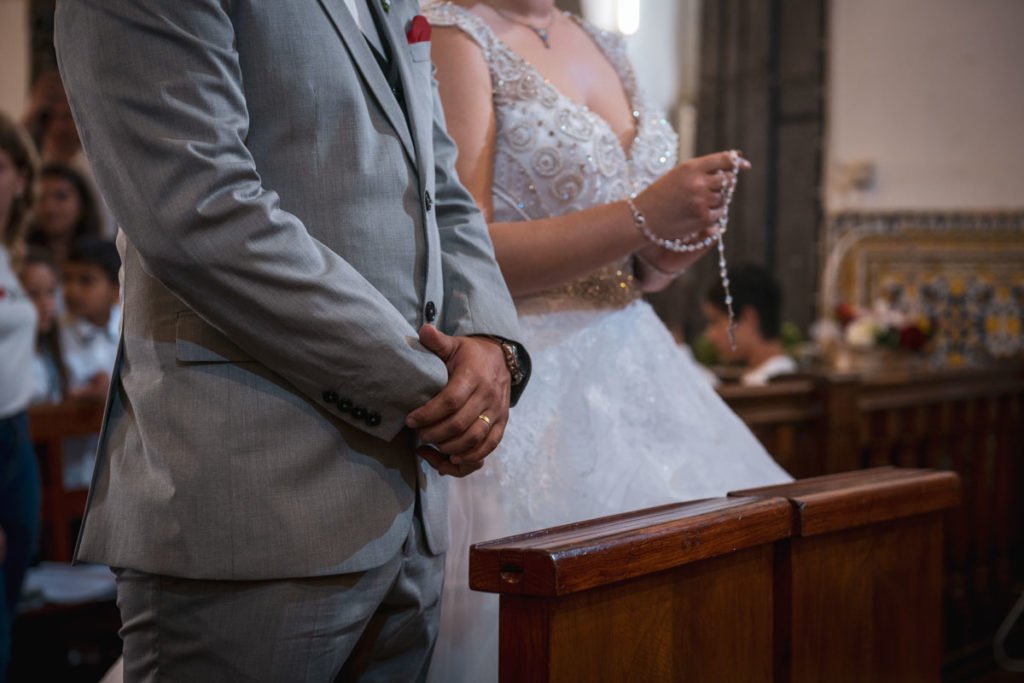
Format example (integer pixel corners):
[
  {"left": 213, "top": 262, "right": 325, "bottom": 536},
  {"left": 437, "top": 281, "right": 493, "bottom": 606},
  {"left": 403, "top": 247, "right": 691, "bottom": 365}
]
[{"left": 630, "top": 150, "right": 749, "bottom": 343}]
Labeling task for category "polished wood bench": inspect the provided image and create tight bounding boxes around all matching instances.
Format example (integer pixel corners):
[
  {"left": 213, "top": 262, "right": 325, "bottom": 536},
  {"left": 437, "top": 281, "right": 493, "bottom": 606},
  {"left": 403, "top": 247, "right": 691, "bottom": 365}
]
[
  {"left": 471, "top": 496, "right": 792, "bottom": 682},
  {"left": 474, "top": 467, "right": 960, "bottom": 682},
  {"left": 732, "top": 467, "right": 961, "bottom": 682},
  {"left": 720, "top": 366, "right": 1023, "bottom": 679}
]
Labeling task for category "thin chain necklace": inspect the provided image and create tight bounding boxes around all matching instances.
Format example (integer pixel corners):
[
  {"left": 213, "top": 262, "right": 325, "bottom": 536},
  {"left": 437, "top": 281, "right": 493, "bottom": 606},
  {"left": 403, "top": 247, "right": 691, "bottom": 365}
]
[{"left": 489, "top": 4, "right": 556, "bottom": 49}]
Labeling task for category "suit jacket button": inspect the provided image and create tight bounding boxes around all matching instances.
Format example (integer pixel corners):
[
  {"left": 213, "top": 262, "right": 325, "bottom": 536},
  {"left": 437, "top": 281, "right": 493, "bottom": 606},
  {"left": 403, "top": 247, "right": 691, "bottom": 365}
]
[
  {"left": 352, "top": 406, "right": 367, "bottom": 420},
  {"left": 322, "top": 391, "right": 339, "bottom": 404},
  {"left": 366, "top": 412, "right": 381, "bottom": 427},
  {"left": 425, "top": 191, "right": 433, "bottom": 212},
  {"left": 425, "top": 301, "right": 437, "bottom": 323},
  {"left": 338, "top": 399, "right": 353, "bottom": 413}
]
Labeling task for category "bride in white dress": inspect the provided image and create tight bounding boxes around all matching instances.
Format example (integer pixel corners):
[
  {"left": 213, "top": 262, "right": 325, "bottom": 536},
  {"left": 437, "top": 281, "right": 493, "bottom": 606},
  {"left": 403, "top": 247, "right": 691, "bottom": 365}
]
[{"left": 422, "top": 2, "right": 793, "bottom": 680}]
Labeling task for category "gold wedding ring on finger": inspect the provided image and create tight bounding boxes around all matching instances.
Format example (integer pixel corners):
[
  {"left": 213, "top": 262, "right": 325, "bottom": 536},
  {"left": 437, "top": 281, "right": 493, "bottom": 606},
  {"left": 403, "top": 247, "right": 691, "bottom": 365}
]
[{"left": 477, "top": 414, "right": 492, "bottom": 427}]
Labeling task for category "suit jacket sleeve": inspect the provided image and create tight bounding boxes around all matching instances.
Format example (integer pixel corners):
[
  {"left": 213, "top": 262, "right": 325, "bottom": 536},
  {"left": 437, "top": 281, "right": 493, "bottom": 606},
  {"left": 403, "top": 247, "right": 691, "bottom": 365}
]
[
  {"left": 54, "top": 0, "right": 448, "bottom": 439},
  {"left": 428, "top": 69, "right": 532, "bottom": 404}
]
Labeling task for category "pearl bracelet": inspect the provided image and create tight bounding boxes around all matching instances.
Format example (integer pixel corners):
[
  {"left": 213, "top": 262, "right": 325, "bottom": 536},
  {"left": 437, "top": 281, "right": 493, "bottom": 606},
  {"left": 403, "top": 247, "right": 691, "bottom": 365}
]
[{"left": 626, "top": 196, "right": 719, "bottom": 253}]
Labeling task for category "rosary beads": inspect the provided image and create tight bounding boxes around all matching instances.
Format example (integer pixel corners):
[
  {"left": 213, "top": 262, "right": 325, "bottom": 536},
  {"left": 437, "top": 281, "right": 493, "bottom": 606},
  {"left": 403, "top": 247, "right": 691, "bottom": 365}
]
[{"left": 627, "top": 151, "right": 741, "bottom": 347}]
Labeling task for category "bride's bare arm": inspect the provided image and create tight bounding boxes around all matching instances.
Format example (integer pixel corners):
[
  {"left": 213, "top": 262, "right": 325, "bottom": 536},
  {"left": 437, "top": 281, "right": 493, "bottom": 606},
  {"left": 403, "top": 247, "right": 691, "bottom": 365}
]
[{"left": 432, "top": 27, "right": 740, "bottom": 299}]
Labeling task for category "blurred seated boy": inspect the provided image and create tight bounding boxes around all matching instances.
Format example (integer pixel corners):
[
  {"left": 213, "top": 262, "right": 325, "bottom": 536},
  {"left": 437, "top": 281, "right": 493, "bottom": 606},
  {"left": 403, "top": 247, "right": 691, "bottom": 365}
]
[
  {"left": 61, "top": 236, "right": 120, "bottom": 401},
  {"left": 702, "top": 264, "right": 796, "bottom": 386}
]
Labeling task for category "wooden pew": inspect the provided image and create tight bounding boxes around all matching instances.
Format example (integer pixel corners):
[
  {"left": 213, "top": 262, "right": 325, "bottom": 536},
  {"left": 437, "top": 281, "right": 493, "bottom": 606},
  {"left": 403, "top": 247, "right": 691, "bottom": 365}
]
[
  {"left": 471, "top": 497, "right": 792, "bottom": 682},
  {"left": 473, "top": 468, "right": 958, "bottom": 682},
  {"left": 717, "top": 374, "right": 861, "bottom": 478},
  {"left": 28, "top": 400, "right": 106, "bottom": 561},
  {"left": 720, "top": 365, "right": 1024, "bottom": 679},
  {"left": 715, "top": 378, "right": 823, "bottom": 478},
  {"left": 854, "top": 367, "right": 1024, "bottom": 679},
  {"left": 732, "top": 467, "right": 961, "bottom": 683}
]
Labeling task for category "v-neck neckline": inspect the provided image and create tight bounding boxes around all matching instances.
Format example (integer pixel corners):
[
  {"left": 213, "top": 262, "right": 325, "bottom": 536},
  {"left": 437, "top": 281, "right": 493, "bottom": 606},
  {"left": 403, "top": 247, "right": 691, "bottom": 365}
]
[{"left": 476, "top": 9, "right": 643, "bottom": 162}]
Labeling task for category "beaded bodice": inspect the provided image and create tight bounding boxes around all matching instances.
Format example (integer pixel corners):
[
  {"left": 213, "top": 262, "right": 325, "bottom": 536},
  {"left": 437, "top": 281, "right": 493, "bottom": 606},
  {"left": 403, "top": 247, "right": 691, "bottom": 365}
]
[{"left": 424, "top": 3, "right": 679, "bottom": 307}]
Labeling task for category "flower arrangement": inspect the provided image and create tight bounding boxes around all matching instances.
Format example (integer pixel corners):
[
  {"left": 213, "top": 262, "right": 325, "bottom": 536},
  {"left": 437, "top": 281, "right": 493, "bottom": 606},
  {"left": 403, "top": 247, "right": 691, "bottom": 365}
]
[{"left": 834, "top": 300, "right": 934, "bottom": 353}]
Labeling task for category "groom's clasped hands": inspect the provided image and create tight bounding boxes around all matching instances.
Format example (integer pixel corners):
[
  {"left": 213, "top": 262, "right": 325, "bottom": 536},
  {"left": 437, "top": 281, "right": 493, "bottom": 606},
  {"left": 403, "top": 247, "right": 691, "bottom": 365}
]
[{"left": 407, "top": 325, "right": 511, "bottom": 477}]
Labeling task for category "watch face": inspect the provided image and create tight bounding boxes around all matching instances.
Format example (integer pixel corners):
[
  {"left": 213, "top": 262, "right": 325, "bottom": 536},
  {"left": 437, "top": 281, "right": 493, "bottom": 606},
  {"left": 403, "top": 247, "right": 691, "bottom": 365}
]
[{"left": 500, "top": 341, "right": 525, "bottom": 386}]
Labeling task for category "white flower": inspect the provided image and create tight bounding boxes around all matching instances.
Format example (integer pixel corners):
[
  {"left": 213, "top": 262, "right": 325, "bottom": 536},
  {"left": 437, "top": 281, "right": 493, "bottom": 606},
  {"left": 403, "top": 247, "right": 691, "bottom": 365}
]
[
  {"left": 845, "top": 318, "right": 877, "bottom": 348},
  {"left": 871, "top": 298, "right": 907, "bottom": 328},
  {"left": 811, "top": 319, "right": 842, "bottom": 345}
]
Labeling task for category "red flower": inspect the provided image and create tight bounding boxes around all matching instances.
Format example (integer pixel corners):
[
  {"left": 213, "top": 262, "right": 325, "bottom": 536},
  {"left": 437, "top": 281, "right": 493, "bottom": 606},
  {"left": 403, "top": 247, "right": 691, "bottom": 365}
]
[
  {"left": 407, "top": 15, "right": 432, "bottom": 44},
  {"left": 835, "top": 302, "right": 856, "bottom": 326},
  {"left": 898, "top": 325, "right": 928, "bottom": 352}
]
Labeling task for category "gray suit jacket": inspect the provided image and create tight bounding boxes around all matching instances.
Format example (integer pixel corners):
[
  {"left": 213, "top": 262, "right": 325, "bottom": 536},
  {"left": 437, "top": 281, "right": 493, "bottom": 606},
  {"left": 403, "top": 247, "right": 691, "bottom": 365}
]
[{"left": 55, "top": 0, "right": 524, "bottom": 580}]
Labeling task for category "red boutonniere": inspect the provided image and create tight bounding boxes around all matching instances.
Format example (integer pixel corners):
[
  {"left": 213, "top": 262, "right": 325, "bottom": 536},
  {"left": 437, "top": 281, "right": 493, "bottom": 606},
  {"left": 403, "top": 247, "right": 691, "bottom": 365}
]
[{"left": 407, "top": 15, "right": 432, "bottom": 44}]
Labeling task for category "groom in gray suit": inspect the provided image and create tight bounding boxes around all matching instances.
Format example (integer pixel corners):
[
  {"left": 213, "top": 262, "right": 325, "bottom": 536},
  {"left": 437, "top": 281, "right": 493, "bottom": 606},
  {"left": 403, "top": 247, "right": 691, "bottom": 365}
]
[{"left": 54, "top": 0, "right": 529, "bottom": 680}]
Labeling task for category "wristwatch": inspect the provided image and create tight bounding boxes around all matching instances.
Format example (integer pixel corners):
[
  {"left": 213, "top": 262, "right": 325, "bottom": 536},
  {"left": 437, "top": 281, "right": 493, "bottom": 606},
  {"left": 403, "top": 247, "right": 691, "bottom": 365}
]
[
  {"left": 496, "top": 338, "right": 526, "bottom": 387},
  {"left": 475, "top": 334, "right": 530, "bottom": 404}
]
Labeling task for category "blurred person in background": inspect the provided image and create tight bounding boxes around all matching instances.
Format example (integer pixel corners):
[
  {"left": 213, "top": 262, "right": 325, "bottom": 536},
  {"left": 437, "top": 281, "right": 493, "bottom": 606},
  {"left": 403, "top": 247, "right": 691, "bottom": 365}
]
[
  {"left": 56, "top": 237, "right": 121, "bottom": 491},
  {"left": 23, "top": 71, "right": 116, "bottom": 238},
  {"left": 60, "top": 237, "right": 121, "bottom": 402},
  {"left": 27, "top": 163, "right": 102, "bottom": 268},
  {"left": 702, "top": 263, "right": 796, "bottom": 386},
  {"left": 21, "top": 70, "right": 66, "bottom": 153},
  {"left": 20, "top": 248, "right": 69, "bottom": 405},
  {"left": 0, "top": 113, "right": 42, "bottom": 683}
]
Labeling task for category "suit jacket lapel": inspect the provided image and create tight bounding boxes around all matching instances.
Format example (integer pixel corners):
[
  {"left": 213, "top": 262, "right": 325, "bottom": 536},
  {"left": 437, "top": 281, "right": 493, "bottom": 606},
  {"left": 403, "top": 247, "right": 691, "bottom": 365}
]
[
  {"left": 367, "top": 0, "right": 431, "bottom": 184},
  {"left": 317, "top": 0, "right": 416, "bottom": 164}
]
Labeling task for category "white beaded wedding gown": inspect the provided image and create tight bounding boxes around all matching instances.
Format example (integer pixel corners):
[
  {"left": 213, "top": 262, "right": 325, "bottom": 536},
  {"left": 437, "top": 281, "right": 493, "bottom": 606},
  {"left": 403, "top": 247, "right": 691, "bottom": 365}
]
[{"left": 424, "top": 5, "right": 793, "bottom": 681}]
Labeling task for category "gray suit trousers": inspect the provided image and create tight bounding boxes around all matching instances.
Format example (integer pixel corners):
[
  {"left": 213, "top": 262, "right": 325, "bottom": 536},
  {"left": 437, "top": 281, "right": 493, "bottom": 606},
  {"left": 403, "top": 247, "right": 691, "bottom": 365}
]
[{"left": 115, "top": 513, "right": 443, "bottom": 683}]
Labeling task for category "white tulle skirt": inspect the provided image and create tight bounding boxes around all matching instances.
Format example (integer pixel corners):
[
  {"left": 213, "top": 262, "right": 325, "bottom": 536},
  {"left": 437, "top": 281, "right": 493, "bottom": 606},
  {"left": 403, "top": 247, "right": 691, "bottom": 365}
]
[{"left": 427, "top": 298, "right": 792, "bottom": 682}]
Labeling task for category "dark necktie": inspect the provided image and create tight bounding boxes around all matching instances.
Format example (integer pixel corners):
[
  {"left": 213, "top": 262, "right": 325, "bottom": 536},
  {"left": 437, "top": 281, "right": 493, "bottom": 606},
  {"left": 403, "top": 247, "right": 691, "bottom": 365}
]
[{"left": 364, "top": 8, "right": 407, "bottom": 116}]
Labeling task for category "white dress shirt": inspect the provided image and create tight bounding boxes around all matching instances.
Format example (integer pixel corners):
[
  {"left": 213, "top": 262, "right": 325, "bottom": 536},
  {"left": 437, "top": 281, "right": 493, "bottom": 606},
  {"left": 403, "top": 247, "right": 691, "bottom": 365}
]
[
  {"left": 61, "top": 304, "right": 121, "bottom": 390},
  {"left": 347, "top": 0, "right": 386, "bottom": 55},
  {"left": 344, "top": 0, "right": 361, "bottom": 27}
]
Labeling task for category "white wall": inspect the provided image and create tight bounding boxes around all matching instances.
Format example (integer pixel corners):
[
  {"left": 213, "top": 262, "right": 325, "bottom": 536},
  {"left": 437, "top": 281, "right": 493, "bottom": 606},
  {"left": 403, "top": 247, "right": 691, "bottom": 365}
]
[
  {"left": 0, "top": 0, "right": 30, "bottom": 122},
  {"left": 581, "top": 0, "right": 700, "bottom": 157},
  {"left": 826, "top": 0, "right": 1024, "bottom": 211}
]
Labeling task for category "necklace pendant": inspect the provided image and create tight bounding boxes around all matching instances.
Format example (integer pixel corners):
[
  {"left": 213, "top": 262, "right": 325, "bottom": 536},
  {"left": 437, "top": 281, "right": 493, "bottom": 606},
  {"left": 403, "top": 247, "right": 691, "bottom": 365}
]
[{"left": 534, "top": 28, "right": 551, "bottom": 48}]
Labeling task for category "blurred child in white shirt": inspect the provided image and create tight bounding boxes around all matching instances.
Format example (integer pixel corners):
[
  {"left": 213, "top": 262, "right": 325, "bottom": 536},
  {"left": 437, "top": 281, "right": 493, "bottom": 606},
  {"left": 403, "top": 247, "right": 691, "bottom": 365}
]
[
  {"left": 59, "top": 237, "right": 120, "bottom": 487},
  {"left": 61, "top": 236, "right": 120, "bottom": 399}
]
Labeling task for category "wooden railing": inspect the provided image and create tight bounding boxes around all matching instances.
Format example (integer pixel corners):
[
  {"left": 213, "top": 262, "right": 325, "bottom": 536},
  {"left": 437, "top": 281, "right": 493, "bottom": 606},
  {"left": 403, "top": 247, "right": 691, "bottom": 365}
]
[
  {"left": 719, "top": 364, "right": 1024, "bottom": 680},
  {"left": 474, "top": 468, "right": 960, "bottom": 682}
]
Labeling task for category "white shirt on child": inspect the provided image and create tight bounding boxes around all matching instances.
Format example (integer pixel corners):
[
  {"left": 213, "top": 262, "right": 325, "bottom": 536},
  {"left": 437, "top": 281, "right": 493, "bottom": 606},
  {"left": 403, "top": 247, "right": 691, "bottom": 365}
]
[
  {"left": 61, "top": 304, "right": 121, "bottom": 391},
  {"left": 30, "top": 350, "right": 63, "bottom": 405},
  {"left": 741, "top": 354, "right": 798, "bottom": 386}
]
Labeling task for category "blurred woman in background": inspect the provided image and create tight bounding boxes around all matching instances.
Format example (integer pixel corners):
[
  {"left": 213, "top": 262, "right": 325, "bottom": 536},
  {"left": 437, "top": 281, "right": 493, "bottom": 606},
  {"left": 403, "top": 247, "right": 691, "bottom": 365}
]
[
  {"left": 27, "top": 163, "right": 101, "bottom": 268},
  {"left": 0, "top": 112, "right": 42, "bottom": 683}
]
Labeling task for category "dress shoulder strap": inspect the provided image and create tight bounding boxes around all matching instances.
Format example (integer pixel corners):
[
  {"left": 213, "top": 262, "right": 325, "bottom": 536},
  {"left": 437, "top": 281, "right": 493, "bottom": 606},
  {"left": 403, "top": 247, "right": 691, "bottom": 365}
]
[
  {"left": 568, "top": 15, "right": 639, "bottom": 108},
  {"left": 422, "top": 2, "right": 500, "bottom": 55}
]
